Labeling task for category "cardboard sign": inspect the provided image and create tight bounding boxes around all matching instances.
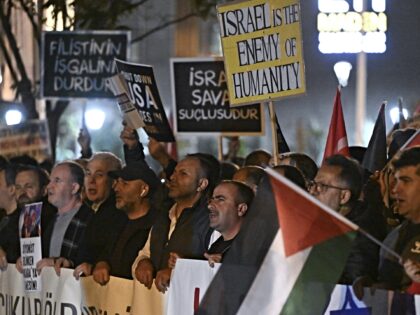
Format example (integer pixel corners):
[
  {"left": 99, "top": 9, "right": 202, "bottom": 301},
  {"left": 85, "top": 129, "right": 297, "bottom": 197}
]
[
  {"left": 108, "top": 73, "right": 145, "bottom": 129},
  {"left": 116, "top": 59, "right": 175, "bottom": 142},
  {"left": 0, "top": 120, "right": 51, "bottom": 163},
  {"left": 171, "top": 58, "right": 264, "bottom": 135},
  {"left": 41, "top": 31, "right": 130, "bottom": 98},
  {"left": 217, "top": 0, "right": 306, "bottom": 105}
]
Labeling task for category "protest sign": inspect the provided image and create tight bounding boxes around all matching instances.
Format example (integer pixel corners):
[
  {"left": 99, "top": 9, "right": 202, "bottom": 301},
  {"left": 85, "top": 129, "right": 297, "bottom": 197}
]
[
  {"left": 217, "top": 0, "right": 305, "bottom": 105},
  {"left": 41, "top": 31, "right": 129, "bottom": 98},
  {"left": 19, "top": 202, "right": 42, "bottom": 292},
  {"left": 171, "top": 58, "right": 264, "bottom": 135},
  {"left": 108, "top": 73, "right": 145, "bottom": 129},
  {"left": 0, "top": 120, "right": 51, "bottom": 163},
  {"left": 116, "top": 59, "right": 175, "bottom": 142}
]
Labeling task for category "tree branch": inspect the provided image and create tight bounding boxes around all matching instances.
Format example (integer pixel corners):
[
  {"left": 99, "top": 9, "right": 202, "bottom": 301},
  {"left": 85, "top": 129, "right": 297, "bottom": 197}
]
[
  {"left": 131, "top": 12, "right": 197, "bottom": 44},
  {"left": 0, "top": 32, "right": 19, "bottom": 83},
  {"left": 17, "top": 0, "right": 41, "bottom": 46}
]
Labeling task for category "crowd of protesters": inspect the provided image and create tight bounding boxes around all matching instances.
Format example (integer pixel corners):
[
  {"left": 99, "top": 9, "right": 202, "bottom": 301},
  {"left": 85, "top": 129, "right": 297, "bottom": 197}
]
[{"left": 0, "top": 113, "right": 419, "bottom": 300}]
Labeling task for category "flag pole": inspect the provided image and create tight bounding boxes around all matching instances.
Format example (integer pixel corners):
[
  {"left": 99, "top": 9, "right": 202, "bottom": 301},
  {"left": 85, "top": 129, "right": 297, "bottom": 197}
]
[
  {"left": 218, "top": 135, "right": 223, "bottom": 161},
  {"left": 269, "top": 101, "right": 279, "bottom": 165},
  {"left": 357, "top": 227, "right": 402, "bottom": 263}
]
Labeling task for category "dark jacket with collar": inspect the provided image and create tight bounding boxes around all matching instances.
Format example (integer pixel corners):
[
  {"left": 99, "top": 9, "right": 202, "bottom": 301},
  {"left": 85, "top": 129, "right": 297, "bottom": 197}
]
[
  {"left": 76, "top": 193, "right": 127, "bottom": 265},
  {"left": 102, "top": 207, "right": 157, "bottom": 279},
  {"left": 150, "top": 197, "right": 210, "bottom": 272},
  {"left": 43, "top": 202, "right": 94, "bottom": 264}
]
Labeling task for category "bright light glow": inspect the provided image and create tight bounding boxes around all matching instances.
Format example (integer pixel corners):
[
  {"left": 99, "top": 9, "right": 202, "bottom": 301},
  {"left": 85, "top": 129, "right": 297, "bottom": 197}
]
[
  {"left": 5, "top": 110, "right": 22, "bottom": 125},
  {"left": 85, "top": 109, "right": 105, "bottom": 130},
  {"left": 334, "top": 61, "right": 352, "bottom": 87},
  {"left": 317, "top": 0, "right": 387, "bottom": 54},
  {"left": 319, "top": 32, "right": 386, "bottom": 53},
  {"left": 390, "top": 107, "right": 409, "bottom": 125},
  {"left": 318, "top": 0, "right": 349, "bottom": 13},
  {"left": 373, "top": 0, "right": 386, "bottom": 12},
  {"left": 353, "top": 0, "right": 363, "bottom": 12}
]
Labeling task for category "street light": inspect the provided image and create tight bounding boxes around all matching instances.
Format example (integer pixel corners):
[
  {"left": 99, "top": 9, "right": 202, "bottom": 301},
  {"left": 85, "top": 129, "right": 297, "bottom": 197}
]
[
  {"left": 5, "top": 109, "right": 22, "bottom": 125},
  {"left": 333, "top": 61, "right": 352, "bottom": 87},
  {"left": 85, "top": 109, "right": 105, "bottom": 130}
]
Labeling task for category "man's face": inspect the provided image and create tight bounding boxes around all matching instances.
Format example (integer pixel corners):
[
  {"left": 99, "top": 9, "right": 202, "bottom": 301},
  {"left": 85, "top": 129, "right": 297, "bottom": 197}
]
[
  {"left": 113, "top": 178, "right": 144, "bottom": 212},
  {"left": 168, "top": 158, "right": 201, "bottom": 200},
  {"left": 309, "top": 165, "right": 346, "bottom": 211},
  {"left": 15, "top": 170, "right": 44, "bottom": 207},
  {"left": 47, "top": 165, "right": 76, "bottom": 210},
  {"left": 392, "top": 166, "right": 420, "bottom": 223},
  {"left": 85, "top": 159, "right": 113, "bottom": 204},
  {"left": 208, "top": 183, "right": 241, "bottom": 233}
]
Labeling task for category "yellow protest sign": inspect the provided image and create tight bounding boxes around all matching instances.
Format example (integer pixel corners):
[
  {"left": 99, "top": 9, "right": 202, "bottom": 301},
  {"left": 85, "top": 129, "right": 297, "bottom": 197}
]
[{"left": 217, "top": 0, "right": 305, "bottom": 105}]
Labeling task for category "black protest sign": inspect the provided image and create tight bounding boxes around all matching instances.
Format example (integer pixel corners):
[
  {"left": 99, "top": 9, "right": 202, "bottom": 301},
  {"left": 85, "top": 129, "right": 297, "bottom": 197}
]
[
  {"left": 171, "top": 58, "right": 264, "bottom": 135},
  {"left": 116, "top": 59, "right": 175, "bottom": 142},
  {"left": 42, "top": 31, "right": 129, "bottom": 98}
]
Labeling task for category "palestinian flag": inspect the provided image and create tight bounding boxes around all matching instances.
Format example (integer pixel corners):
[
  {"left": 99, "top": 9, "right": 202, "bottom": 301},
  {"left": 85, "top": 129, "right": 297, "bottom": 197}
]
[{"left": 199, "top": 169, "right": 359, "bottom": 314}]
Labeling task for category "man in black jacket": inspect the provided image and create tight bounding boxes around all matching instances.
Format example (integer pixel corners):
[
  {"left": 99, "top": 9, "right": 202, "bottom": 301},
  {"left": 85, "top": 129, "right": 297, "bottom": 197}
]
[
  {"left": 134, "top": 154, "right": 215, "bottom": 292},
  {"left": 91, "top": 161, "right": 160, "bottom": 284},
  {"left": 309, "top": 154, "right": 385, "bottom": 284},
  {"left": 73, "top": 152, "right": 127, "bottom": 277}
]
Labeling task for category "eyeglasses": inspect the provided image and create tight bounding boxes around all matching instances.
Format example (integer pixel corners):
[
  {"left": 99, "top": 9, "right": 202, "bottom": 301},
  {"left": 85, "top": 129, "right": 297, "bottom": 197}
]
[{"left": 308, "top": 180, "right": 348, "bottom": 193}]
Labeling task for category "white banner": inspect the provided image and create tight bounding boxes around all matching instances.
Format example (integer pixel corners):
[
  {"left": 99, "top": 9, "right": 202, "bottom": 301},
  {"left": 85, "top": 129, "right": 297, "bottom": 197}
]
[
  {"left": 1, "top": 262, "right": 420, "bottom": 314},
  {"left": 167, "top": 259, "right": 220, "bottom": 315}
]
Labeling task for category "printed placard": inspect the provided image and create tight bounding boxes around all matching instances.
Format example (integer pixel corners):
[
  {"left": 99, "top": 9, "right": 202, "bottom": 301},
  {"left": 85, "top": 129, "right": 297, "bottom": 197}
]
[
  {"left": 116, "top": 59, "right": 175, "bottom": 142},
  {"left": 41, "top": 31, "right": 130, "bottom": 98},
  {"left": 171, "top": 58, "right": 264, "bottom": 135},
  {"left": 19, "top": 202, "right": 43, "bottom": 292}
]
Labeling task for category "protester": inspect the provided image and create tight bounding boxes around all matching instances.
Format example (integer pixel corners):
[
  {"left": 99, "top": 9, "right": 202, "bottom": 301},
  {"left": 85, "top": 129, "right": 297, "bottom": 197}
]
[
  {"left": 73, "top": 152, "right": 127, "bottom": 277},
  {"left": 232, "top": 165, "right": 265, "bottom": 193},
  {"left": 377, "top": 147, "right": 420, "bottom": 291},
  {"left": 133, "top": 154, "right": 213, "bottom": 292},
  {"left": 91, "top": 161, "right": 159, "bottom": 284},
  {"left": 15, "top": 165, "right": 57, "bottom": 237},
  {"left": 275, "top": 152, "right": 318, "bottom": 187},
  {"left": 220, "top": 161, "right": 240, "bottom": 180},
  {"left": 272, "top": 164, "right": 306, "bottom": 190},
  {"left": 244, "top": 149, "right": 272, "bottom": 168},
  {"left": 36, "top": 161, "right": 93, "bottom": 274},
  {"left": 0, "top": 163, "right": 19, "bottom": 269},
  {"left": 204, "top": 180, "right": 254, "bottom": 266},
  {"left": 309, "top": 154, "right": 384, "bottom": 284}
]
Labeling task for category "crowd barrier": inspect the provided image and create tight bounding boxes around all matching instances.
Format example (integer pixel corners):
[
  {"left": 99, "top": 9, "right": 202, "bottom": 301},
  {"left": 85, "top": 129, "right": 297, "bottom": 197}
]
[{"left": 1, "top": 259, "right": 419, "bottom": 314}]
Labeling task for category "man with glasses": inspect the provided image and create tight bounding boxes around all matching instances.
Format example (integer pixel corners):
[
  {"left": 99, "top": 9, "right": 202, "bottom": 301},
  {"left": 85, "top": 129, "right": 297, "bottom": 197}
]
[{"left": 309, "top": 154, "right": 384, "bottom": 284}]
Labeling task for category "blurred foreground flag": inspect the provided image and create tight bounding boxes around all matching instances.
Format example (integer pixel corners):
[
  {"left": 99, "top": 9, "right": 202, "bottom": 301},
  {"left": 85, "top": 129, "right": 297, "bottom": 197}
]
[{"left": 237, "top": 169, "right": 358, "bottom": 315}]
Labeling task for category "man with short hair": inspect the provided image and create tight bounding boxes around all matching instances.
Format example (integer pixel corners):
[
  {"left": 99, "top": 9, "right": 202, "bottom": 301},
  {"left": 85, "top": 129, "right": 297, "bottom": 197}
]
[
  {"left": 90, "top": 161, "right": 159, "bottom": 285},
  {"left": 378, "top": 147, "right": 420, "bottom": 290},
  {"left": 134, "top": 154, "right": 213, "bottom": 292},
  {"left": 74, "top": 152, "right": 127, "bottom": 276},
  {"left": 0, "top": 163, "right": 18, "bottom": 269},
  {"left": 37, "top": 161, "right": 93, "bottom": 273},
  {"left": 232, "top": 166, "right": 265, "bottom": 193},
  {"left": 205, "top": 180, "right": 254, "bottom": 265},
  {"left": 309, "top": 155, "right": 385, "bottom": 284}
]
